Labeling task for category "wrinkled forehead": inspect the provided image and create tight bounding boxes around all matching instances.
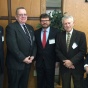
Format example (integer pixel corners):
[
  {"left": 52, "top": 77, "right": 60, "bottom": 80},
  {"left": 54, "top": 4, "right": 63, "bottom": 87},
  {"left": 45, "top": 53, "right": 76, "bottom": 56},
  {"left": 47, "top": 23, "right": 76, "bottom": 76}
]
[
  {"left": 16, "top": 9, "right": 27, "bottom": 14},
  {"left": 62, "top": 18, "right": 74, "bottom": 24}
]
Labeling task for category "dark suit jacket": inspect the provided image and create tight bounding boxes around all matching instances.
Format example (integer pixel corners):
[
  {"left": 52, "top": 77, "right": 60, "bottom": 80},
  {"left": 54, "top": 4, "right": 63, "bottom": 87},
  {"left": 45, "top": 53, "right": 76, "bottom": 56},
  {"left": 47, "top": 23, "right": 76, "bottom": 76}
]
[
  {"left": 56, "top": 29, "right": 87, "bottom": 74},
  {"left": 84, "top": 53, "right": 88, "bottom": 64},
  {"left": 35, "top": 27, "right": 59, "bottom": 69},
  {"left": 0, "top": 26, "right": 4, "bottom": 74},
  {"left": 6, "top": 21, "right": 36, "bottom": 70}
]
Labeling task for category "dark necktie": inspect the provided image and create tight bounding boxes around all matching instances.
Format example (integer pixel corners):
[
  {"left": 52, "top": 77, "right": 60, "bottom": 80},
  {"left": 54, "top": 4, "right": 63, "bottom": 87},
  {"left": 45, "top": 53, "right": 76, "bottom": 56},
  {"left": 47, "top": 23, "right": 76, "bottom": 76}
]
[
  {"left": 23, "top": 25, "right": 32, "bottom": 45},
  {"left": 42, "top": 30, "right": 46, "bottom": 48},
  {"left": 67, "top": 32, "right": 71, "bottom": 52}
]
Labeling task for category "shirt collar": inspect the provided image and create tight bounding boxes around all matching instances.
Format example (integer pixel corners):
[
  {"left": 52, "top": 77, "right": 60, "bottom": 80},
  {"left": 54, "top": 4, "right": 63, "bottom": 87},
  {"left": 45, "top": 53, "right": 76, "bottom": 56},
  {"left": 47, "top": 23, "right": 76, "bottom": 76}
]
[
  {"left": 42, "top": 27, "right": 50, "bottom": 32},
  {"left": 66, "top": 29, "right": 73, "bottom": 35},
  {"left": 20, "top": 23, "right": 25, "bottom": 26}
]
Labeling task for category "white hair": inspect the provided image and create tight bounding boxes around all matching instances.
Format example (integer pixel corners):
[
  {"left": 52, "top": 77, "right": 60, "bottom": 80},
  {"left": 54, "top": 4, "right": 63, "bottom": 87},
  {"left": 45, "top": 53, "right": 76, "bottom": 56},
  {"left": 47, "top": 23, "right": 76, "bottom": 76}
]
[{"left": 62, "top": 15, "right": 74, "bottom": 23}]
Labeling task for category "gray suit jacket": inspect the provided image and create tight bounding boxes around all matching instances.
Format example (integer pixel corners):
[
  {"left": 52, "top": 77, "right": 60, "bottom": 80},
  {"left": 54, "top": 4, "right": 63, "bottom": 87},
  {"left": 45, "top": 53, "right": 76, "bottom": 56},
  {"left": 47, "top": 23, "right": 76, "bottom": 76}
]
[{"left": 6, "top": 21, "right": 36, "bottom": 70}]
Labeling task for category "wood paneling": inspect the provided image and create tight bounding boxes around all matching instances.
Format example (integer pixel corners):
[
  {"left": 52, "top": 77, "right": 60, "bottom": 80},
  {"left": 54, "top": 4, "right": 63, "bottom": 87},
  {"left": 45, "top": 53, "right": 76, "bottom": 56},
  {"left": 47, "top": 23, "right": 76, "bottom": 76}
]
[
  {"left": 27, "top": 20, "right": 40, "bottom": 30},
  {"left": 0, "top": 0, "right": 8, "bottom": 16},
  {"left": 11, "top": 0, "right": 41, "bottom": 17},
  {"left": 40, "top": 0, "right": 46, "bottom": 13},
  {"left": 63, "top": 0, "right": 88, "bottom": 45}
]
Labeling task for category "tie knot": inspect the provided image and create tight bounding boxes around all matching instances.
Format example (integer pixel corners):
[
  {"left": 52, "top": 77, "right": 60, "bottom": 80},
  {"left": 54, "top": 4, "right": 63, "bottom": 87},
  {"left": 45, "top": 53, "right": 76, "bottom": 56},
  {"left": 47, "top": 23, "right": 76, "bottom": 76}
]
[
  {"left": 23, "top": 25, "right": 26, "bottom": 28},
  {"left": 43, "top": 30, "right": 46, "bottom": 32},
  {"left": 67, "top": 32, "right": 70, "bottom": 35}
]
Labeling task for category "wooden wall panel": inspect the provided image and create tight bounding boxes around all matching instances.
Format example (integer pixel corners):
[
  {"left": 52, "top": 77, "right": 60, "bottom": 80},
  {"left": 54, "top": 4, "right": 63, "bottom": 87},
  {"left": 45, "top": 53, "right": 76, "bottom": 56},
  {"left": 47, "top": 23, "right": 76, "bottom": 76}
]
[
  {"left": 40, "top": 0, "right": 46, "bottom": 13},
  {"left": 63, "top": 0, "right": 88, "bottom": 45},
  {"left": 27, "top": 20, "right": 40, "bottom": 30},
  {"left": 11, "top": 0, "right": 40, "bottom": 17},
  {"left": 0, "top": 0, "right": 8, "bottom": 16},
  {"left": 0, "top": 21, "right": 8, "bottom": 29}
]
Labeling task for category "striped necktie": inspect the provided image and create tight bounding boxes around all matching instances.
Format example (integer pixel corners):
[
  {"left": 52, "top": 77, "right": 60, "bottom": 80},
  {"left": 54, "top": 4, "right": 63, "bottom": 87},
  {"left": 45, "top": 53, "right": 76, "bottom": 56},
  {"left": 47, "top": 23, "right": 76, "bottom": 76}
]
[
  {"left": 66, "top": 32, "right": 71, "bottom": 51},
  {"left": 23, "top": 25, "right": 32, "bottom": 45}
]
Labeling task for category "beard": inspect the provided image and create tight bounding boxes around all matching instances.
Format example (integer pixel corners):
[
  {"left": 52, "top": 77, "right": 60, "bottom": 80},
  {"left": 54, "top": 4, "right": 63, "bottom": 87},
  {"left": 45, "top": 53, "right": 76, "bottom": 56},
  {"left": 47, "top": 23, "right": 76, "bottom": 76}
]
[{"left": 42, "top": 23, "right": 50, "bottom": 29}]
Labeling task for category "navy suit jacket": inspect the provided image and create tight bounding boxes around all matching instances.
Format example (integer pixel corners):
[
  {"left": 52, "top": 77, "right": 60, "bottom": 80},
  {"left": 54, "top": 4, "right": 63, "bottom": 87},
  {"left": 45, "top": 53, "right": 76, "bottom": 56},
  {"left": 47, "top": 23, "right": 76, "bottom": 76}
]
[
  {"left": 56, "top": 29, "right": 87, "bottom": 74},
  {"left": 84, "top": 54, "right": 88, "bottom": 64},
  {"left": 0, "top": 26, "right": 4, "bottom": 74},
  {"left": 35, "top": 27, "right": 59, "bottom": 69}
]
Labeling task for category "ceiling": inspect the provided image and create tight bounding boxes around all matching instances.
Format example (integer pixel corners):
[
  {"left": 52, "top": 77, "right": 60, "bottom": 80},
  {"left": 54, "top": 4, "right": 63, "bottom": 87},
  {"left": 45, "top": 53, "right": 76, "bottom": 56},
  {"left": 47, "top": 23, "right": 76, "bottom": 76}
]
[{"left": 46, "top": 0, "right": 61, "bottom": 7}]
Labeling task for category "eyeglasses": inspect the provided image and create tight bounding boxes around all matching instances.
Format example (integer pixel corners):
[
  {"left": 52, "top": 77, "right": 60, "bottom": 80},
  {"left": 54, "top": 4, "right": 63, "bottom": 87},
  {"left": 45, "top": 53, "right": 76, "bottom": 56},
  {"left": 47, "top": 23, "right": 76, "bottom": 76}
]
[
  {"left": 40, "top": 20, "right": 50, "bottom": 22},
  {"left": 17, "top": 14, "right": 27, "bottom": 17}
]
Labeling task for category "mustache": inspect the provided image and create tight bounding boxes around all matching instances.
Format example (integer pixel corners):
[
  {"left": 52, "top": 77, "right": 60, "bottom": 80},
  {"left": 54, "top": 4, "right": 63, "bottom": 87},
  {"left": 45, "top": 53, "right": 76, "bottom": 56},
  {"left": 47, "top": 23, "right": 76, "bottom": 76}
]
[{"left": 42, "top": 23, "right": 47, "bottom": 25}]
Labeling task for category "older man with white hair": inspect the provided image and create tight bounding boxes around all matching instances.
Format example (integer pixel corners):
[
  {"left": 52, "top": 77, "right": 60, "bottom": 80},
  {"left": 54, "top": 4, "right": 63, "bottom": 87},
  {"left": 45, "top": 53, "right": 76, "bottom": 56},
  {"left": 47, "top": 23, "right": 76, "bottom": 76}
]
[{"left": 56, "top": 15, "right": 87, "bottom": 88}]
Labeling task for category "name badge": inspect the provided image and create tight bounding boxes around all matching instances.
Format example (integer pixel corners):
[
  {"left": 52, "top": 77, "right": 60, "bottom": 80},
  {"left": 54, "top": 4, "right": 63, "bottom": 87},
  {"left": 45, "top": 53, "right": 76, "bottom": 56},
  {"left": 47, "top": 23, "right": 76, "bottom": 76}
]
[
  {"left": 72, "top": 42, "right": 78, "bottom": 49},
  {"left": 49, "top": 39, "right": 55, "bottom": 44},
  {"left": 2, "top": 36, "right": 4, "bottom": 42}
]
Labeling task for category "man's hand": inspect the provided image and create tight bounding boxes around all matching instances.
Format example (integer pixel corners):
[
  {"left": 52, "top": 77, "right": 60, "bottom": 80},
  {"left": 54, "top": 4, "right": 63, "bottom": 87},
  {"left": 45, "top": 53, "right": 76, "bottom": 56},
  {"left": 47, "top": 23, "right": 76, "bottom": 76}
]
[
  {"left": 63, "top": 60, "right": 73, "bottom": 68},
  {"left": 85, "top": 66, "right": 88, "bottom": 74},
  {"left": 69, "top": 65, "right": 75, "bottom": 69},
  {"left": 29, "top": 56, "right": 34, "bottom": 61},
  {"left": 23, "top": 56, "right": 32, "bottom": 64}
]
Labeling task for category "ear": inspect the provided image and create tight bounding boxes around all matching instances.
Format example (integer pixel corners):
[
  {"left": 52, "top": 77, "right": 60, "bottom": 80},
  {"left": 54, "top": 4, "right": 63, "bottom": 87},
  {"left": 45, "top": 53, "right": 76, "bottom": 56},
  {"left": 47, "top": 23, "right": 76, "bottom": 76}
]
[{"left": 15, "top": 15, "right": 17, "bottom": 20}]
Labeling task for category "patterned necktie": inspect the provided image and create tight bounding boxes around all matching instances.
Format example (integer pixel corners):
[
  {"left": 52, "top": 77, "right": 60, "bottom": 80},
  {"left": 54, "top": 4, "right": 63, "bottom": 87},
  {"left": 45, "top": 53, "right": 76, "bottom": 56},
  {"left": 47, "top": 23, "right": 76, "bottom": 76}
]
[
  {"left": 23, "top": 25, "right": 32, "bottom": 45},
  {"left": 66, "top": 32, "right": 71, "bottom": 51},
  {"left": 42, "top": 30, "right": 46, "bottom": 48}
]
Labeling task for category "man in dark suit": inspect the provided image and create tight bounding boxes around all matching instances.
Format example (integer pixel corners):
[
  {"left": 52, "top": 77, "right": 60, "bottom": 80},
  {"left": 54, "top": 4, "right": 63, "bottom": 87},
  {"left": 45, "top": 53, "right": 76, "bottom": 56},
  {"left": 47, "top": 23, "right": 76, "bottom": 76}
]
[
  {"left": 6, "top": 7, "right": 36, "bottom": 88},
  {"left": 84, "top": 54, "right": 88, "bottom": 73},
  {"left": 55, "top": 15, "right": 87, "bottom": 88},
  {"left": 84, "top": 55, "right": 88, "bottom": 88},
  {"left": 35, "top": 13, "right": 59, "bottom": 88},
  {"left": 0, "top": 25, "right": 4, "bottom": 88}
]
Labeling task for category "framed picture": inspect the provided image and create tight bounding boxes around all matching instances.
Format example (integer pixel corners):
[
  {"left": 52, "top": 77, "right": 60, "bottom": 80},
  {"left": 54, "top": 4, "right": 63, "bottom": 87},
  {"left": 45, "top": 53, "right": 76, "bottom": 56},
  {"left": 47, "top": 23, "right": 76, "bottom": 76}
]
[{"left": 85, "top": 0, "right": 88, "bottom": 2}]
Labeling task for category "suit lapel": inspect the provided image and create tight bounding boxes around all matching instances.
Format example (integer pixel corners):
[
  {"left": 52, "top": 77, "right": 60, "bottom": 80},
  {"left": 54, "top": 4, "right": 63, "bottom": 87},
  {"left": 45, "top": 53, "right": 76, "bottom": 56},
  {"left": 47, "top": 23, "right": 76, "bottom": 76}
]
[
  {"left": 40, "top": 29, "right": 43, "bottom": 48},
  {"left": 15, "top": 21, "right": 30, "bottom": 44},
  {"left": 26, "top": 24, "right": 34, "bottom": 45},
  {"left": 37, "top": 28, "right": 43, "bottom": 48},
  {"left": 26, "top": 24, "right": 33, "bottom": 39},
  {"left": 45, "top": 27, "right": 53, "bottom": 47},
  {"left": 69, "top": 29, "right": 77, "bottom": 51},
  {"left": 62, "top": 31, "right": 67, "bottom": 52}
]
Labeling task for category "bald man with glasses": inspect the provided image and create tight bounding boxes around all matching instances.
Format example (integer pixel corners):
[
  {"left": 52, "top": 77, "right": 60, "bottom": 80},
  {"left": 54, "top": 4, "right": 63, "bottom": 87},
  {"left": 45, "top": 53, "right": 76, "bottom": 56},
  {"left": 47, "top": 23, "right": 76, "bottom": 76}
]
[{"left": 6, "top": 7, "right": 36, "bottom": 88}]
